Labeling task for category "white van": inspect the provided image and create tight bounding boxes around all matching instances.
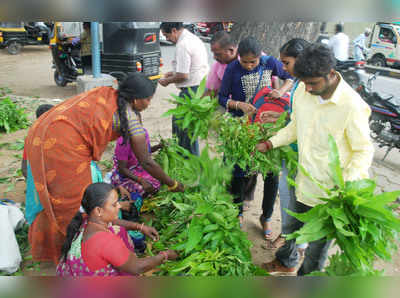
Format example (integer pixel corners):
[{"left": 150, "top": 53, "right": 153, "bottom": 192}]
[{"left": 368, "top": 22, "right": 400, "bottom": 68}]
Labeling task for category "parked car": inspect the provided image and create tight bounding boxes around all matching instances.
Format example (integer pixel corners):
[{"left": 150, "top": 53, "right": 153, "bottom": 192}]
[{"left": 197, "top": 22, "right": 233, "bottom": 38}]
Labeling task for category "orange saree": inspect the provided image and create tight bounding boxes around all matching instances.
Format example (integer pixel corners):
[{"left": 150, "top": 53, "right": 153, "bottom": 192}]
[{"left": 25, "top": 87, "right": 119, "bottom": 264}]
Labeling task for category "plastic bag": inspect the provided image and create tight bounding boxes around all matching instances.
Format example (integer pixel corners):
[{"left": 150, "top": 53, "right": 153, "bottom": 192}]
[{"left": 0, "top": 203, "right": 25, "bottom": 274}]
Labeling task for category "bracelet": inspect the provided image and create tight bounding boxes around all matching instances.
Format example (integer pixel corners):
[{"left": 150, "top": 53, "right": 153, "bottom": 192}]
[
  {"left": 263, "top": 141, "right": 272, "bottom": 149},
  {"left": 139, "top": 222, "right": 144, "bottom": 232},
  {"left": 167, "top": 180, "right": 179, "bottom": 191},
  {"left": 235, "top": 101, "right": 240, "bottom": 110},
  {"left": 159, "top": 251, "right": 168, "bottom": 262}
]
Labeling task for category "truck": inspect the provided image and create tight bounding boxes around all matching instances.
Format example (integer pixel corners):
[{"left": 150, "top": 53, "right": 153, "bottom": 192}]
[{"left": 367, "top": 22, "right": 400, "bottom": 69}]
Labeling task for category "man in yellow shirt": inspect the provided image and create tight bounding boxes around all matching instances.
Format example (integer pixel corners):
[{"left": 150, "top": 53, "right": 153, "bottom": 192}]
[{"left": 256, "top": 43, "right": 374, "bottom": 275}]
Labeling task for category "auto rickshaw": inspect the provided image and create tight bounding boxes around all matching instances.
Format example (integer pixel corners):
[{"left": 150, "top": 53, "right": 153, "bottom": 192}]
[
  {"left": 50, "top": 22, "right": 162, "bottom": 87},
  {"left": 0, "top": 22, "right": 51, "bottom": 54}
]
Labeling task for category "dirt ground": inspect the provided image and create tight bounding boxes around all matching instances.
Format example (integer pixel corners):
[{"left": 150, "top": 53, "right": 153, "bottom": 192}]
[{"left": 1, "top": 45, "right": 399, "bottom": 276}]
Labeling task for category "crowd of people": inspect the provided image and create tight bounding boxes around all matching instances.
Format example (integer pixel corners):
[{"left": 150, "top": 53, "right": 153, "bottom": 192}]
[{"left": 22, "top": 22, "right": 374, "bottom": 276}]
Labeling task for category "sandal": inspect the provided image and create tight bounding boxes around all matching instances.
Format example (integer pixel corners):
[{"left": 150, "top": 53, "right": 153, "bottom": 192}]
[
  {"left": 270, "top": 234, "right": 286, "bottom": 249},
  {"left": 259, "top": 215, "right": 273, "bottom": 240}
]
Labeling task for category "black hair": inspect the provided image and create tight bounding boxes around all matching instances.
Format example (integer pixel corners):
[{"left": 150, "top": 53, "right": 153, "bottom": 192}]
[
  {"left": 160, "top": 22, "right": 184, "bottom": 34},
  {"left": 210, "top": 31, "right": 236, "bottom": 48},
  {"left": 280, "top": 38, "right": 310, "bottom": 58},
  {"left": 335, "top": 23, "right": 343, "bottom": 33},
  {"left": 61, "top": 183, "right": 114, "bottom": 261},
  {"left": 294, "top": 43, "right": 336, "bottom": 79},
  {"left": 35, "top": 104, "right": 54, "bottom": 118},
  {"left": 117, "top": 72, "right": 156, "bottom": 145},
  {"left": 83, "top": 22, "right": 91, "bottom": 30},
  {"left": 238, "top": 36, "right": 262, "bottom": 57}
]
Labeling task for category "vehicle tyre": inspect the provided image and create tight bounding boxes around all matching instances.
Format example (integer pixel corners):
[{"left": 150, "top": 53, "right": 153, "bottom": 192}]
[
  {"left": 370, "top": 56, "right": 386, "bottom": 67},
  {"left": 341, "top": 71, "right": 360, "bottom": 89},
  {"left": 54, "top": 70, "right": 68, "bottom": 87},
  {"left": 7, "top": 41, "right": 22, "bottom": 55}
]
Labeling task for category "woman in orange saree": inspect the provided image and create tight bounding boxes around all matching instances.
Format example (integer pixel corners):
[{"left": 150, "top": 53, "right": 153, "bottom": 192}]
[{"left": 25, "top": 73, "right": 184, "bottom": 264}]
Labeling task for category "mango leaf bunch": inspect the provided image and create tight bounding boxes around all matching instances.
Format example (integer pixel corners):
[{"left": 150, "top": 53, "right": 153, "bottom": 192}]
[
  {"left": 151, "top": 142, "right": 268, "bottom": 276},
  {"left": 215, "top": 113, "right": 298, "bottom": 177},
  {"left": 162, "top": 78, "right": 219, "bottom": 142},
  {"left": 286, "top": 135, "right": 400, "bottom": 276}
]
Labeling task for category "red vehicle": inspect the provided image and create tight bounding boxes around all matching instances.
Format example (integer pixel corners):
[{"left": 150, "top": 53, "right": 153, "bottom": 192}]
[{"left": 197, "top": 22, "right": 232, "bottom": 37}]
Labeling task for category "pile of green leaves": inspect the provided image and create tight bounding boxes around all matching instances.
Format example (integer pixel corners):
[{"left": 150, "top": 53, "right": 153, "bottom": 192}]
[
  {"left": 215, "top": 113, "right": 298, "bottom": 177},
  {"left": 286, "top": 135, "right": 400, "bottom": 276},
  {"left": 162, "top": 78, "right": 219, "bottom": 142},
  {"left": 150, "top": 140, "right": 267, "bottom": 276},
  {"left": 0, "top": 97, "right": 29, "bottom": 133}
]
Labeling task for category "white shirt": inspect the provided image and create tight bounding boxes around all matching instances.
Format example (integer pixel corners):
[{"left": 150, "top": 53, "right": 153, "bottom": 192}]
[
  {"left": 172, "top": 29, "right": 209, "bottom": 88},
  {"left": 353, "top": 33, "right": 368, "bottom": 61},
  {"left": 328, "top": 32, "right": 349, "bottom": 61}
]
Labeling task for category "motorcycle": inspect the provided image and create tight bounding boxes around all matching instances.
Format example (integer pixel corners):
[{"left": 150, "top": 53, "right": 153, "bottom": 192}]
[
  {"left": 356, "top": 72, "right": 400, "bottom": 160},
  {"left": 51, "top": 38, "right": 82, "bottom": 86},
  {"left": 336, "top": 59, "right": 365, "bottom": 89}
]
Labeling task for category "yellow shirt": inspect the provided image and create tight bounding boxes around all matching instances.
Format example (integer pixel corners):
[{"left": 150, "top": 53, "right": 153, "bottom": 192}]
[{"left": 270, "top": 73, "right": 374, "bottom": 207}]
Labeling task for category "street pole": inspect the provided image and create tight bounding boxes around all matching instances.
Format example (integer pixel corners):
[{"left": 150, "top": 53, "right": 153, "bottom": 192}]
[{"left": 91, "top": 22, "right": 101, "bottom": 78}]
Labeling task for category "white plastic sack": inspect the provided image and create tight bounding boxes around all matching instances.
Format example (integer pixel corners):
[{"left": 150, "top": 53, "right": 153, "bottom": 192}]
[
  {"left": 7, "top": 204, "right": 25, "bottom": 230},
  {"left": 0, "top": 205, "right": 24, "bottom": 274}
]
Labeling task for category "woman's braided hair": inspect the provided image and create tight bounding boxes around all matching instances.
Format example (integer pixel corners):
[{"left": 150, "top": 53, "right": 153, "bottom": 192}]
[
  {"left": 60, "top": 183, "right": 114, "bottom": 261},
  {"left": 117, "top": 73, "right": 156, "bottom": 145}
]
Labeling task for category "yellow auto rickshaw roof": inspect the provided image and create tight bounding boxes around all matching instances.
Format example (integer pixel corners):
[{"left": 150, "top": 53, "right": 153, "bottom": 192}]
[
  {"left": 0, "top": 27, "right": 26, "bottom": 32},
  {"left": 0, "top": 22, "right": 26, "bottom": 31}
]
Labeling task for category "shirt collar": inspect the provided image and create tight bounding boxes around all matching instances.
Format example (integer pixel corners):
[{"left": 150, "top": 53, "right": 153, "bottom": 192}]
[
  {"left": 326, "top": 71, "right": 345, "bottom": 105},
  {"left": 177, "top": 29, "right": 188, "bottom": 44}
]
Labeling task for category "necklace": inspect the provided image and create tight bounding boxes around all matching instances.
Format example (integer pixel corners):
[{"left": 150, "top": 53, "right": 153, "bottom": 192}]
[{"left": 88, "top": 220, "right": 110, "bottom": 232}]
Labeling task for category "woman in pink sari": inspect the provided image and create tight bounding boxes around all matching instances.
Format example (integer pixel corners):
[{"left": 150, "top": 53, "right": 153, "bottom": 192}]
[
  {"left": 56, "top": 183, "right": 177, "bottom": 276},
  {"left": 110, "top": 130, "right": 162, "bottom": 199}
]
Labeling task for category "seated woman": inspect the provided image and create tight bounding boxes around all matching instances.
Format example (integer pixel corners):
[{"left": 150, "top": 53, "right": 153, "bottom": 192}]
[
  {"left": 110, "top": 132, "right": 162, "bottom": 199},
  {"left": 56, "top": 183, "right": 177, "bottom": 276}
]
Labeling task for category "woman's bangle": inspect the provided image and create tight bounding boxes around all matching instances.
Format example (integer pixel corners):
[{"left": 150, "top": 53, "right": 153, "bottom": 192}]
[
  {"left": 139, "top": 222, "right": 144, "bottom": 232},
  {"left": 159, "top": 251, "right": 168, "bottom": 262},
  {"left": 167, "top": 180, "right": 179, "bottom": 191},
  {"left": 235, "top": 101, "right": 240, "bottom": 110}
]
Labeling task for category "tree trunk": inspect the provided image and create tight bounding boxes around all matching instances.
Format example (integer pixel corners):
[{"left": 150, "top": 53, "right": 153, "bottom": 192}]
[{"left": 230, "top": 22, "right": 322, "bottom": 58}]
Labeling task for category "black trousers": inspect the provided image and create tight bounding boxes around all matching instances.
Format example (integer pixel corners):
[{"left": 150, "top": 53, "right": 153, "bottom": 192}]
[
  {"left": 171, "top": 86, "right": 199, "bottom": 156},
  {"left": 229, "top": 173, "right": 278, "bottom": 216}
]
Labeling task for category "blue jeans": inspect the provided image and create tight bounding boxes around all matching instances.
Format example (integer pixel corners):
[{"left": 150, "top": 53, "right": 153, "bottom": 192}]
[
  {"left": 171, "top": 86, "right": 199, "bottom": 156},
  {"left": 278, "top": 160, "right": 296, "bottom": 235},
  {"left": 275, "top": 191, "right": 332, "bottom": 275}
]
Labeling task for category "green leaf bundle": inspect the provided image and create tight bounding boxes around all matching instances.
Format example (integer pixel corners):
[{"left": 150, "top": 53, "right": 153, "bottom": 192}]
[
  {"left": 286, "top": 135, "right": 400, "bottom": 275},
  {"left": 0, "top": 98, "right": 29, "bottom": 133},
  {"left": 150, "top": 141, "right": 268, "bottom": 276},
  {"left": 162, "top": 78, "right": 219, "bottom": 142},
  {"left": 215, "top": 113, "right": 298, "bottom": 177}
]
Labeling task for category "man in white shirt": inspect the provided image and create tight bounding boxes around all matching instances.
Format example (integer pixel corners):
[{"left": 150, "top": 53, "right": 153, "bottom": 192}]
[
  {"left": 353, "top": 28, "right": 371, "bottom": 61},
  {"left": 159, "top": 22, "right": 209, "bottom": 155},
  {"left": 328, "top": 24, "right": 349, "bottom": 62}
]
